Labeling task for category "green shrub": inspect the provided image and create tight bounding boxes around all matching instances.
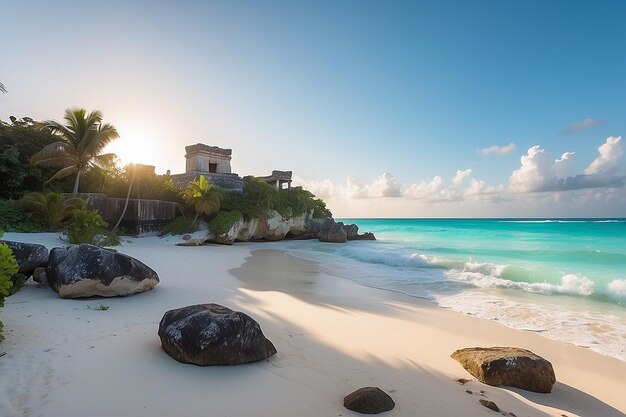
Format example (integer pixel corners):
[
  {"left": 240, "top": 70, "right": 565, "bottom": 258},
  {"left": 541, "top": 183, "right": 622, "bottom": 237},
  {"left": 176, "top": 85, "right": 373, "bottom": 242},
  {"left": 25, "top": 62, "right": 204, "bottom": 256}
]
[
  {"left": 0, "top": 234, "right": 19, "bottom": 344},
  {"left": 160, "top": 216, "right": 199, "bottom": 236},
  {"left": 19, "top": 192, "right": 84, "bottom": 230},
  {"left": 65, "top": 207, "right": 120, "bottom": 246},
  {"left": 0, "top": 200, "right": 42, "bottom": 232},
  {"left": 209, "top": 210, "right": 243, "bottom": 235}
]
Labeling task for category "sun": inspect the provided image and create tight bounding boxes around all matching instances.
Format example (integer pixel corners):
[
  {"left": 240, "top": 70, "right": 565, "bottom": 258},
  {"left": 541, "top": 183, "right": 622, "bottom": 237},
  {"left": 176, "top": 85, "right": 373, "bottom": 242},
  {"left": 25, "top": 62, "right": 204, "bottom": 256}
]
[{"left": 104, "top": 125, "right": 160, "bottom": 168}]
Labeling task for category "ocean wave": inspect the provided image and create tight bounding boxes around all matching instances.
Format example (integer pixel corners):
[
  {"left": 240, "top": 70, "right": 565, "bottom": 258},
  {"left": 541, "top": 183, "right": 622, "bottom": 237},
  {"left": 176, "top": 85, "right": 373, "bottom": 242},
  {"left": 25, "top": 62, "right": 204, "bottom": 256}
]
[
  {"left": 608, "top": 279, "right": 626, "bottom": 298},
  {"left": 447, "top": 271, "right": 595, "bottom": 296},
  {"left": 335, "top": 245, "right": 626, "bottom": 299},
  {"left": 498, "top": 219, "right": 624, "bottom": 224}
]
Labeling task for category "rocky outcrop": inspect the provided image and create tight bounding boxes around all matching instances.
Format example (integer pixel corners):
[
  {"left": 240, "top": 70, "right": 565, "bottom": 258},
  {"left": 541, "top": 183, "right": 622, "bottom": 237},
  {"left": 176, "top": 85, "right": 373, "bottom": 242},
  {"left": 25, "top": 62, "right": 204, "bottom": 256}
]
[
  {"left": 158, "top": 303, "right": 277, "bottom": 366},
  {"left": 172, "top": 210, "right": 376, "bottom": 245},
  {"left": 46, "top": 244, "right": 159, "bottom": 298},
  {"left": 213, "top": 214, "right": 245, "bottom": 245},
  {"left": 343, "top": 387, "right": 395, "bottom": 414},
  {"left": 317, "top": 219, "right": 347, "bottom": 243},
  {"left": 343, "top": 224, "right": 376, "bottom": 241},
  {"left": 2, "top": 241, "right": 49, "bottom": 274},
  {"left": 451, "top": 347, "right": 556, "bottom": 393}
]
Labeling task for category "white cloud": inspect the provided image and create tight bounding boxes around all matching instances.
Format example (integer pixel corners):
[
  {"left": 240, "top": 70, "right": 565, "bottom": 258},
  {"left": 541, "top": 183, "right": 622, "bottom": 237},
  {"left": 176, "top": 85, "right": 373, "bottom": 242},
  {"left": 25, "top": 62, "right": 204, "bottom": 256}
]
[
  {"left": 367, "top": 172, "right": 403, "bottom": 197},
  {"left": 480, "top": 143, "right": 516, "bottom": 156},
  {"left": 553, "top": 152, "right": 576, "bottom": 179},
  {"left": 465, "top": 178, "right": 503, "bottom": 196},
  {"left": 292, "top": 176, "right": 335, "bottom": 199},
  {"left": 562, "top": 118, "right": 605, "bottom": 134},
  {"left": 346, "top": 174, "right": 368, "bottom": 198},
  {"left": 405, "top": 176, "right": 444, "bottom": 199},
  {"left": 584, "top": 136, "right": 622, "bottom": 176},
  {"left": 297, "top": 172, "right": 404, "bottom": 200},
  {"left": 452, "top": 169, "right": 472, "bottom": 185},
  {"left": 295, "top": 137, "right": 626, "bottom": 217},
  {"left": 510, "top": 137, "right": 624, "bottom": 193},
  {"left": 509, "top": 145, "right": 556, "bottom": 192}
]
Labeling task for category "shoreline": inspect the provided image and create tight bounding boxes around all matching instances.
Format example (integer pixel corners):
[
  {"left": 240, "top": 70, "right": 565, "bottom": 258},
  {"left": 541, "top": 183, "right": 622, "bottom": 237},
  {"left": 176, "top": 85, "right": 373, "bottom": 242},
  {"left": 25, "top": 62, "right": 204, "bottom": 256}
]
[{"left": 0, "top": 233, "right": 625, "bottom": 416}]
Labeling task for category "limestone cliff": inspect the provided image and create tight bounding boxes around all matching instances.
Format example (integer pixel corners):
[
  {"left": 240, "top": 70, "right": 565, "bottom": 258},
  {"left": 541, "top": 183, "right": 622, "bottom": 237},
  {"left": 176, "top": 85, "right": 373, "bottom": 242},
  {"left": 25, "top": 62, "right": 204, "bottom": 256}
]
[{"left": 176, "top": 210, "right": 375, "bottom": 246}]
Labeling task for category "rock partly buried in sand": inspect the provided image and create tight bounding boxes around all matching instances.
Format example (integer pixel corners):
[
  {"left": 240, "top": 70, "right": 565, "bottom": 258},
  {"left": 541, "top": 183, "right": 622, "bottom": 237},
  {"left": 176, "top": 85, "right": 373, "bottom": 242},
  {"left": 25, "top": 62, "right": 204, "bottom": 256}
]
[
  {"left": 451, "top": 347, "right": 556, "bottom": 393},
  {"left": 2, "top": 240, "right": 49, "bottom": 274},
  {"left": 343, "top": 387, "right": 395, "bottom": 414},
  {"left": 479, "top": 399, "right": 500, "bottom": 412},
  {"left": 46, "top": 244, "right": 159, "bottom": 298},
  {"left": 158, "top": 303, "right": 277, "bottom": 366}
]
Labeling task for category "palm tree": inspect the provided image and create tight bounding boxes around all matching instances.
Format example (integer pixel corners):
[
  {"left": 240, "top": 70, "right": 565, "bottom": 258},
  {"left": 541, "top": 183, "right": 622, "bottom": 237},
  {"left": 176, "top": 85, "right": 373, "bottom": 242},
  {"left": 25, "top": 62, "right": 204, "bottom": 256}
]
[
  {"left": 19, "top": 192, "right": 85, "bottom": 230},
  {"left": 181, "top": 175, "right": 224, "bottom": 225},
  {"left": 112, "top": 163, "right": 137, "bottom": 232},
  {"left": 31, "top": 108, "right": 119, "bottom": 195}
]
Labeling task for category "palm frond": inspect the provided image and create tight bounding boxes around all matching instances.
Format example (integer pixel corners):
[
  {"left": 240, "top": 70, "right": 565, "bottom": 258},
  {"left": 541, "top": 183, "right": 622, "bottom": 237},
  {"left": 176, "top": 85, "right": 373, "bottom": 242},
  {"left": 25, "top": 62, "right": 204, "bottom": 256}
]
[
  {"left": 43, "top": 165, "right": 78, "bottom": 184},
  {"left": 84, "top": 124, "right": 119, "bottom": 156},
  {"left": 91, "top": 153, "right": 118, "bottom": 169},
  {"left": 0, "top": 82, "right": 7, "bottom": 94},
  {"left": 31, "top": 142, "right": 77, "bottom": 167}
]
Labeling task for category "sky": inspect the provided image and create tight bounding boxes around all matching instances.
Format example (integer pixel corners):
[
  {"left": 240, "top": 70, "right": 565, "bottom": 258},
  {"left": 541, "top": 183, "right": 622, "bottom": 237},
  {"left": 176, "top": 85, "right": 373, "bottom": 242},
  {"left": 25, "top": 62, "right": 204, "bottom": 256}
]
[{"left": 1, "top": 0, "right": 625, "bottom": 217}]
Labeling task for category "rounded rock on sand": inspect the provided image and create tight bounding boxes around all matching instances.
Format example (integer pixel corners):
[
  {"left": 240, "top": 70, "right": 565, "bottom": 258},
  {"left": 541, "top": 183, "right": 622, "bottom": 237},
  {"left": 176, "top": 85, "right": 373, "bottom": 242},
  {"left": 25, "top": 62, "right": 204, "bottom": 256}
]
[
  {"left": 158, "top": 303, "right": 277, "bottom": 366},
  {"left": 343, "top": 387, "right": 395, "bottom": 414}
]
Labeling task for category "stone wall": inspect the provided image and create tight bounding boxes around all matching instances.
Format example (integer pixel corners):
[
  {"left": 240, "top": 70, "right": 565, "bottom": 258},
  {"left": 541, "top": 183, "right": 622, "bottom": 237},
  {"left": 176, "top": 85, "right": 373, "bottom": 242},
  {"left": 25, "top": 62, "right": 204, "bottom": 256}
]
[
  {"left": 68, "top": 193, "right": 178, "bottom": 235},
  {"left": 170, "top": 172, "right": 245, "bottom": 194}
]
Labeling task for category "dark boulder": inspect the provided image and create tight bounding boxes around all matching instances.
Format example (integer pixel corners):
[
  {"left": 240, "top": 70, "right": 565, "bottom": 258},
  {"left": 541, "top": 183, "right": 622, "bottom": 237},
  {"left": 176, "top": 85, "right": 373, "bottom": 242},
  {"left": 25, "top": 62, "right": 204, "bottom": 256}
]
[
  {"left": 158, "top": 303, "right": 277, "bottom": 366},
  {"left": 317, "top": 219, "right": 347, "bottom": 243},
  {"left": 46, "top": 244, "right": 159, "bottom": 298},
  {"left": 2, "top": 241, "right": 49, "bottom": 274},
  {"left": 341, "top": 223, "right": 378, "bottom": 241},
  {"left": 343, "top": 224, "right": 360, "bottom": 240},
  {"left": 354, "top": 232, "right": 376, "bottom": 240},
  {"left": 451, "top": 347, "right": 556, "bottom": 393},
  {"left": 344, "top": 387, "right": 395, "bottom": 414}
]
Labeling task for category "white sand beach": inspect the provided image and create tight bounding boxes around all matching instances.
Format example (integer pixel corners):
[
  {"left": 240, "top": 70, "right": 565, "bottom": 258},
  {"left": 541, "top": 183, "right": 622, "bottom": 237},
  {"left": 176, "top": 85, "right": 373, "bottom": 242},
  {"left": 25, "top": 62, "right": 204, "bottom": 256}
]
[{"left": 0, "top": 232, "right": 625, "bottom": 417}]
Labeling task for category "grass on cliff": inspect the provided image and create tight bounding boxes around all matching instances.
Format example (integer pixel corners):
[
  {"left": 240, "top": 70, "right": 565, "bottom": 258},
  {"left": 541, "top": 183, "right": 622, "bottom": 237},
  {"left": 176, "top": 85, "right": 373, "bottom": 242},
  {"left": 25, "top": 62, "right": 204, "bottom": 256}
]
[
  {"left": 160, "top": 216, "right": 199, "bottom": 236},
  {"left": 209, "top": 210, "right": 243, "bottom": 235}
]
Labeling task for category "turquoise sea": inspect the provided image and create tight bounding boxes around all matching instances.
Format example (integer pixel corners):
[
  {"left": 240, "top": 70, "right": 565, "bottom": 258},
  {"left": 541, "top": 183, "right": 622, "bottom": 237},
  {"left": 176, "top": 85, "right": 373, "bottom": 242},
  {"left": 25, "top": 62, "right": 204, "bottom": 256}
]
[{"left": 273, "top": 218, "right": 626, "bottom": 361}]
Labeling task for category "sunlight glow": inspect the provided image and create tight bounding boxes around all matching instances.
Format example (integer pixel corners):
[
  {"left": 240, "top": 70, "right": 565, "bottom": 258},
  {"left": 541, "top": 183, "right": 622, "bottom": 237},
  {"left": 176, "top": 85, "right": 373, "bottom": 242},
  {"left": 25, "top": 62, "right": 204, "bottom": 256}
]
[{"left": 104, "top": 125, "right": 161, "bottom": 168}]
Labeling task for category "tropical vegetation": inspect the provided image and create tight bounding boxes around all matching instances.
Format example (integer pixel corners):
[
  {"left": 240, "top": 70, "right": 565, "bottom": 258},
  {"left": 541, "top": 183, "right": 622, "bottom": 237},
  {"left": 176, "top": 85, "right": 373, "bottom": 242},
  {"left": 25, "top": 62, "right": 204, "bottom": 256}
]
[
  {"left": 31, "top": 108, "right": 119, "bottom": 194},
  {"left": 0, "top": 231, "right": 19, "bottom": 343},
  {"left": 180, "top": 175, "right": 224, "bottom": 225},
  {"left": 19, "top": 192, "right": 85, "bottom": 230},
  {"left": 66, "top": 207, "right": 120, "bottom": 246},
  {"left": 0, "top": 117, "right": 61, "bottom": 199}
]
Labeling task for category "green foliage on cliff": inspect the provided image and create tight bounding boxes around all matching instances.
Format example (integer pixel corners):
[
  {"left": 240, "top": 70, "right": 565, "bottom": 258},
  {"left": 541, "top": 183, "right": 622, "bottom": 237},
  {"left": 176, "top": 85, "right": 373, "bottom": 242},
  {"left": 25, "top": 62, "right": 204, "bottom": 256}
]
[
  {"left": 221, "top": 177, "right": 331, "bottom": 221},
  {"left": 65, "top": 207, "right": 120, "bottom": 246},
  {"left": 276, "top": 186, "right": 331, "bottom": 219},
  {"left": 209, "top": 210, "right": 243, "bottom": 235},
  {"left": 160, "top": 216, "right": 198, "bottom": 236}
]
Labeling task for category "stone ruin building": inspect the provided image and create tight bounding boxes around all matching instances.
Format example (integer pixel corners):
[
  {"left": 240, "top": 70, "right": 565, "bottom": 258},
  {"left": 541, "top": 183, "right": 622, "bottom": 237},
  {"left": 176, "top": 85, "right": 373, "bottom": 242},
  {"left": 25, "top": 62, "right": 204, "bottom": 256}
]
[{"left": 170, "top": 143, "right": 292, "bottom": 193}]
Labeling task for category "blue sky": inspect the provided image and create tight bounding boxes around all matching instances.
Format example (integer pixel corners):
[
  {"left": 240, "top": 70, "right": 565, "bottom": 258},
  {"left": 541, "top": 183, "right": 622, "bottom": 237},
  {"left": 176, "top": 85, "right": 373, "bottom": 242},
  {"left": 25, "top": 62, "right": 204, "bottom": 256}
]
[{"left": 1, "top": 1, "right": 625, "bottom": 216}]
